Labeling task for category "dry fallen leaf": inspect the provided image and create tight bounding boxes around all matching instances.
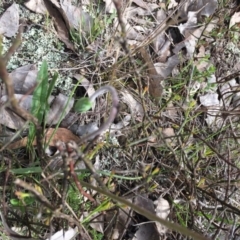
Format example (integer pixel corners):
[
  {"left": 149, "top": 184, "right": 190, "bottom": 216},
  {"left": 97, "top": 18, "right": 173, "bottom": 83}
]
[
  {"left": 229, "top": 12, "right": 240, "bottom": 29},
  {"left": 120, "top": 90, "right": 144, "bottom": 121},
  {"left": 60, "top": 0, "right": 93, "bottom": 33},
  {"left": 104, "top": 0, "right": 117, "bottom": 13},
  {"left": 46, "top": 93, "right": 74, "bottom": 125},
  {"left": 7, "top": 128, "right": 80, "bottom": 149},
  {"left": 0, "top": 3, "right": 19, "bottom": 37},
  {"left": 0, "top": 108, "right": 26, "bottom": 130},
  {"left": 24, "top": 0, "right": 47, "bottom": 14},
  {"left": 140, "top": 47, "right": 163, "bottom": 101},
  {"left": 154, "top": 197, "right": 170, "bottom": 235},
  {"left": 154, "top": 55, "right": 180, "bottom": 78},
  {"left": 45, "top": 227, "right": 78, "bottom": 240},
  {"left": 133, "top": 195, "right": 159, "bottom": 240},
  {"left": 10, "top": 64, "right": 38, "bottom": 94},
  {"left": 43, "top": 0, "right": 75, "bottom": 51}
]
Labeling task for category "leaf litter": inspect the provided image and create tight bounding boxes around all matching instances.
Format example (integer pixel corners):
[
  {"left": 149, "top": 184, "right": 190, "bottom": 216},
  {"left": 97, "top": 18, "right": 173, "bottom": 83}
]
[{"left": 1, "top": 0, "right": 240, "bottom": 239}]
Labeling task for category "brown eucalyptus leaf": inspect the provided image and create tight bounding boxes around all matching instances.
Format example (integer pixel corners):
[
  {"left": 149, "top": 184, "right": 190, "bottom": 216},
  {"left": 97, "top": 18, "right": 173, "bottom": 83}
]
[
  {"left": 43, "top": 0, "right": 75, "bottom": 51},
  {"left": 0, "top": 3, "right": 19, "bottom": 37},
  {"left": 140, "top": 47, "right": 163, "bottom": 100},
  {"left": 7, "top": 128, "right": 80, "bottom": 149}
]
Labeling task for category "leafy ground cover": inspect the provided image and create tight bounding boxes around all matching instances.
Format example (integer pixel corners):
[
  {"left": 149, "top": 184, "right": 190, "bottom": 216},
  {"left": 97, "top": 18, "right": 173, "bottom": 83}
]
[{"left": 0, "top": 0, "right": 240, "bottom": 239}]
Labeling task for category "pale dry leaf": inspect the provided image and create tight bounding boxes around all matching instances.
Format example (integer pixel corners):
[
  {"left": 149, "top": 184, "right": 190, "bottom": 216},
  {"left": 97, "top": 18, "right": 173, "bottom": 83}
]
[
  {"left": 0, "top": 94, "right": 53, "bottom": 130},
  {"left": 154, "top": 55, "right": 180, "bottom": 78},
  {"left": 178, "top": 11, "right": 198, "bottom": 37},
  {"left": 179, "top": 0, "right": 218, "bottom": 18},
  {"left": 113, "top": 6, "right": 145, "bottom": 41},
  {"left": 0, "top": 108, "right": 26, "bottom": 130},
  {"left": 205, "top": 108, "right": 221, "bottom": 127},
  {"left": 0, "top": 3, "right": 19, "bottom": 37},
  {"left": 154, "top": 197, "right": 170, "bottom": 234},
  {"left": 168, "top": 0, "right": 178, "bottom": 9},
  {"left": 162, "top": 127, "right": 176, "bottom": 147},
  {"left": 60, "top": 0, "right": 93, "bottom": 33},
  {"left": 229, "top": 12, "right": 240, "bottom": 28},
  {"left": 120, "top": 90, "right": 144, "bottom": 121},
  {"left": 10, "top": 64, "right": 38, "bottom": 94},
  {"left": 45, "top": 227, "right": 78, "bottom": 240},
  {"left": 156, "top": 39, "right": 171, "bottom": 62},
  {"left": 24, "top": 0, "right": 47, "bottom": 14},
  {"left": 70, "top": 122, "right": 98, "bottom": 139},
  {"left": 2, "top": 93, "right": 52, "bottom": 112},
  {"left": 200, "top": 93, "right": 220, "bottom": 127},
  {"left": 132, "top": 0, "right": 148, "bottom": 9},
  {"left": 163, "top": 102, "right": 178, "bottom": 120},
  {"left": 104, "top": 0, "right": 116, "bottom": 13},
  {"left": 199, "top": 0, "right": 218, "bottom": 17},
  {"left": 200, "top": 93, "right": 219, "bottom": 107},
  {"left": 46, "top": 93, "right": 74, "bottom": 125}
]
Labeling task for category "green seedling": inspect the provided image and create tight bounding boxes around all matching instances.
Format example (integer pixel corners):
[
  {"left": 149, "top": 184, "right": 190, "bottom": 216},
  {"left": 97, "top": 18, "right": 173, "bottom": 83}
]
[
  {"left": 28, "top": 60, "right": 58, "bottom": 151},
  {"left": 74, "top": 97, "right": 93, "bottom": 113}
]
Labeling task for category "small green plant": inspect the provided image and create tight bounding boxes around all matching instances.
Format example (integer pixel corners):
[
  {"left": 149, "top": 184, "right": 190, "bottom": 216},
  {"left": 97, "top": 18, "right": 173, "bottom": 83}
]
[{"left": 28, "top": 60, "right": 58, "bottom": 149}]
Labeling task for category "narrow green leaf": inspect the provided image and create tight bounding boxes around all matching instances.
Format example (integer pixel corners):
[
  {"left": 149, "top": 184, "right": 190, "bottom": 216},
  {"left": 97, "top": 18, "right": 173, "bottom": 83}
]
[
  {"left": 47, "top": 72, "right": 58, "bottom": 100},
  {"left": 10, "top": 167, "right": 42, "bottom": 174}
]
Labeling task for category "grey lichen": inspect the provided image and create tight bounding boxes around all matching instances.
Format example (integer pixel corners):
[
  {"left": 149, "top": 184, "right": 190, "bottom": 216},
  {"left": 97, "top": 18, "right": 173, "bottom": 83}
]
[{"left": 1, "top": 4, "right": 74, "bottom": 93}]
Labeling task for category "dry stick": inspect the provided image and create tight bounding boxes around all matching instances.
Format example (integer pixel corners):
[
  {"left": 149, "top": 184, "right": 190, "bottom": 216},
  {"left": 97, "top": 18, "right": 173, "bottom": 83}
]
[
  {"left": 0, "top": 22, "right": 44, "bottom": 158},
  {"left": 69, "top": 160, "right": 96, "bottom": 204}
]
